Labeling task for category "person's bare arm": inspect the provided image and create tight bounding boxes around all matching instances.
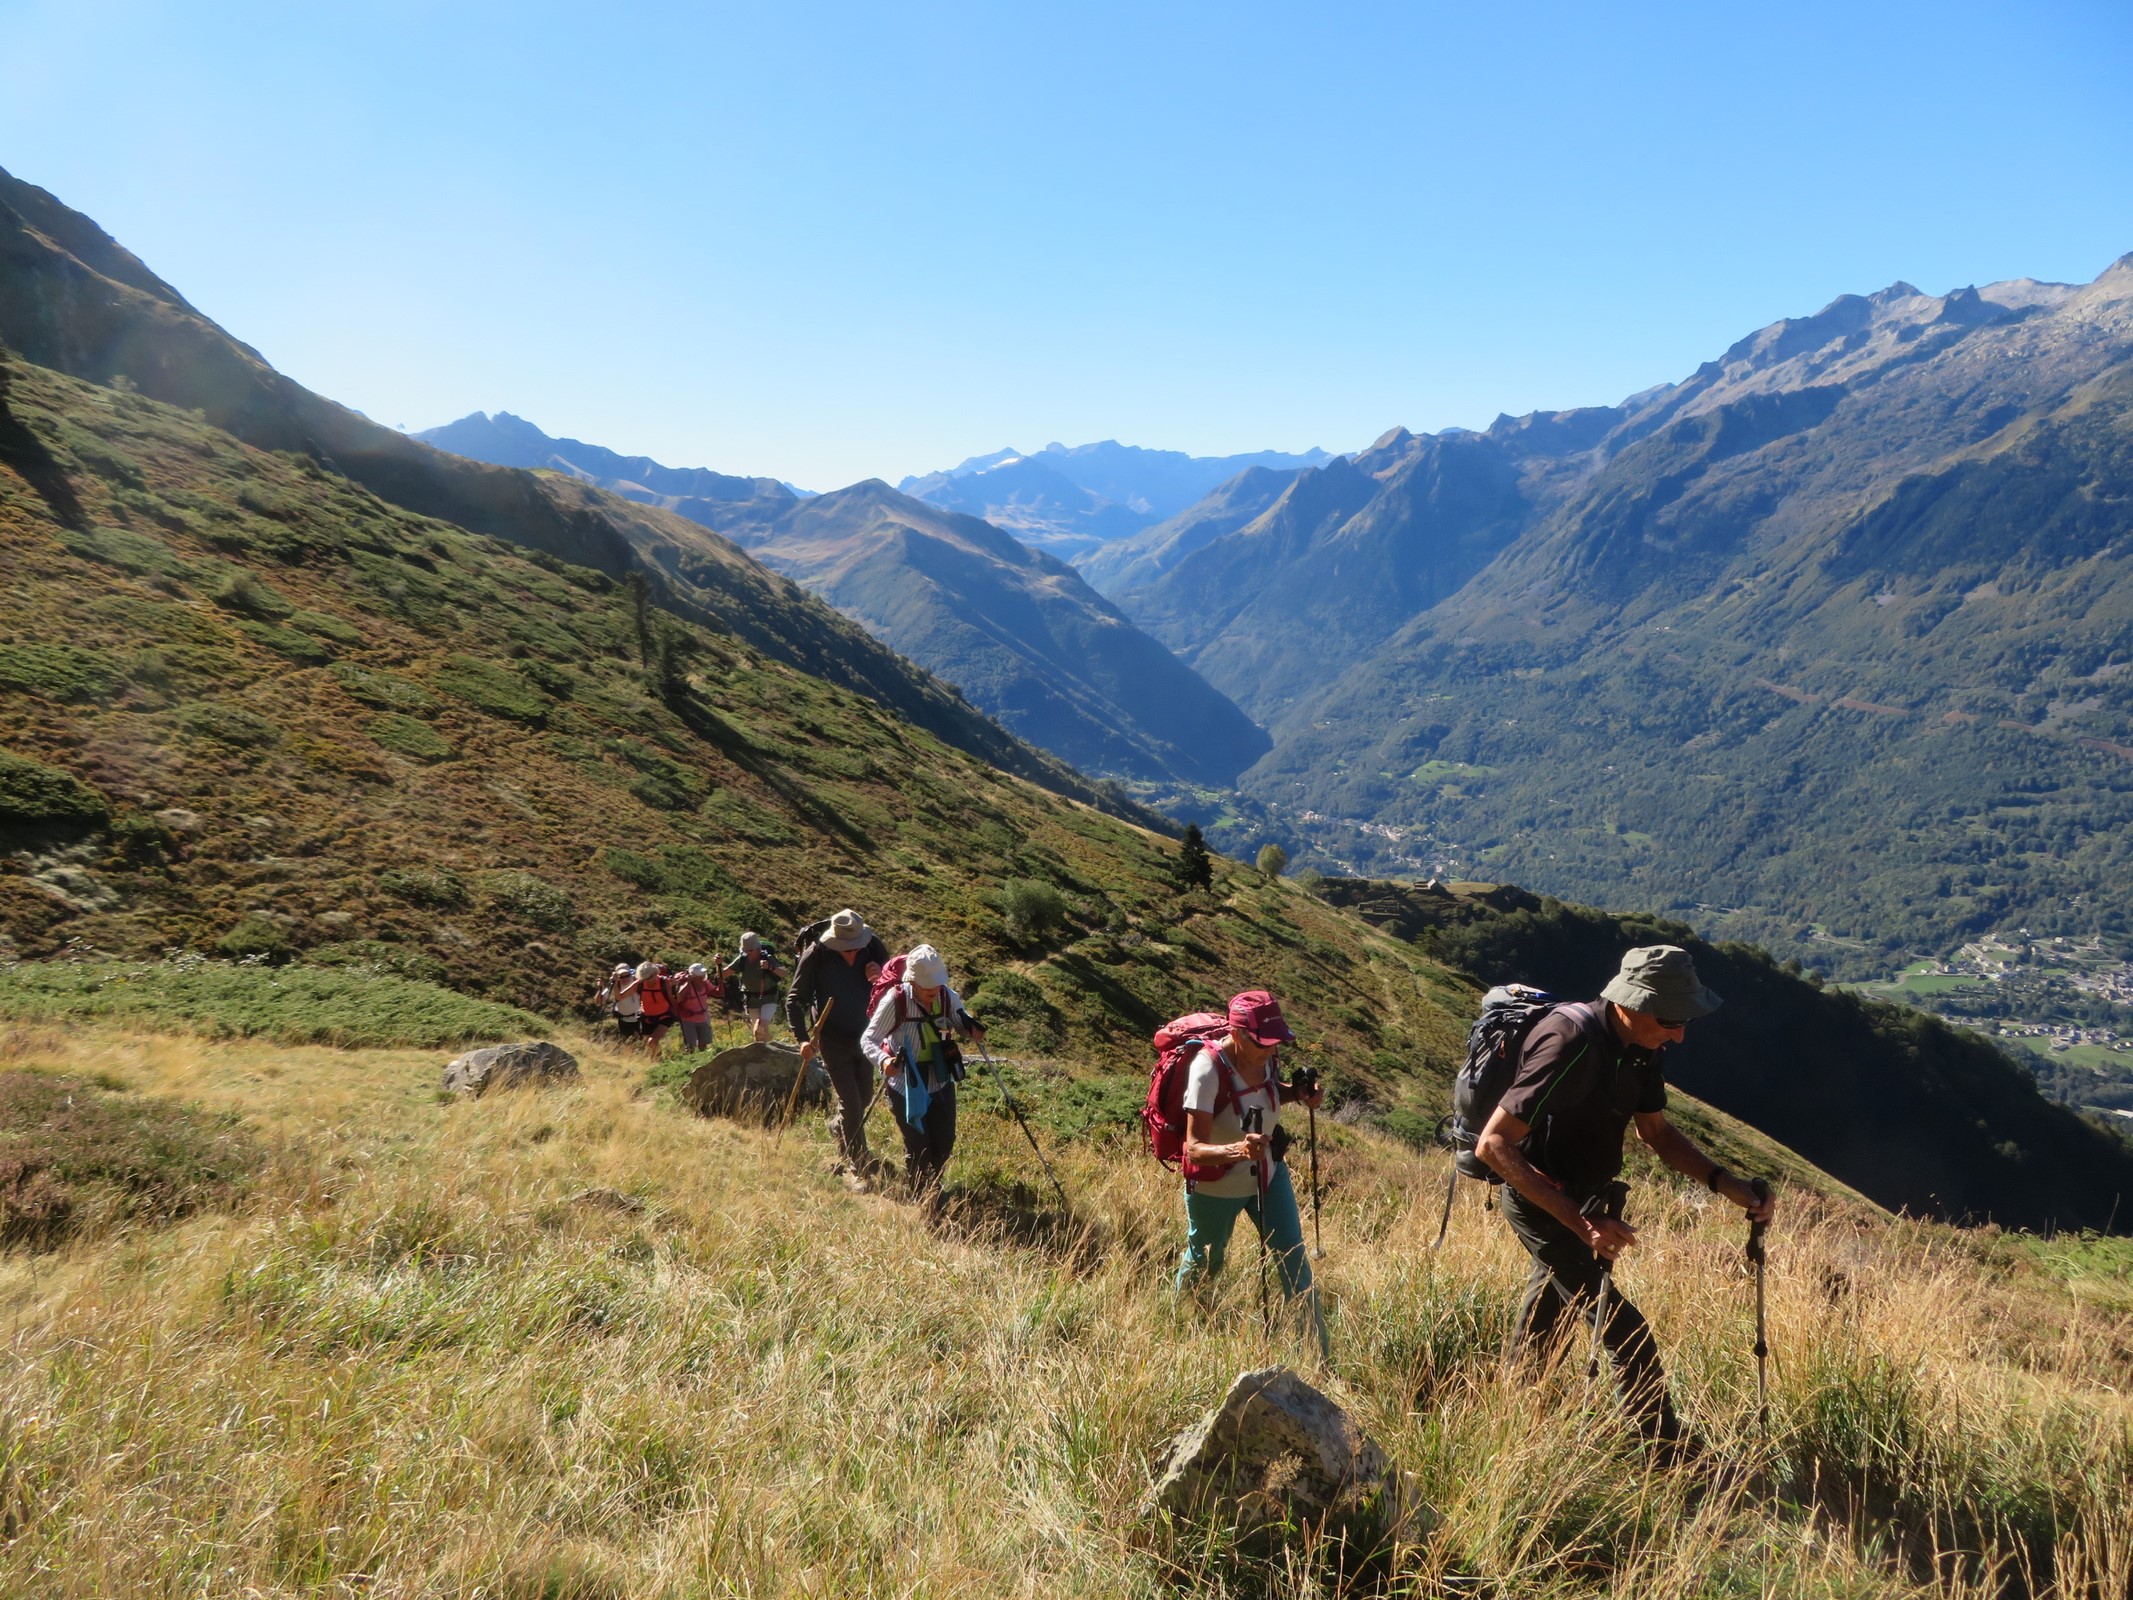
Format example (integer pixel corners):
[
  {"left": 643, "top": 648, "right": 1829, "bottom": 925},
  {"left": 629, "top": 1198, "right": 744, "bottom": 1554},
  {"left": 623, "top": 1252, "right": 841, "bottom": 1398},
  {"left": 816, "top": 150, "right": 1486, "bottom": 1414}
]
[
  {"left": 1634, "top": 1111, "right": 1777, "bottom": 1221},
  {"left": 1475, "top": 1105, "right": 1637, "bottom": 1258},
  {"left": 1184, "top": 1107, "right": 1265, "bottom": 1170}
]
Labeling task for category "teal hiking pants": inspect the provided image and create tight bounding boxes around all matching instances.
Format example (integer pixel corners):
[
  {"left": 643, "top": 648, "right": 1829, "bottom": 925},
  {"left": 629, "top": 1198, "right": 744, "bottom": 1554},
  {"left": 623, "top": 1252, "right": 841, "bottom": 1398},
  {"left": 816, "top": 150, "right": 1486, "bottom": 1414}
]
[{"left": 1175, "top": 1162, "right": 1330, "bottom": 1360}]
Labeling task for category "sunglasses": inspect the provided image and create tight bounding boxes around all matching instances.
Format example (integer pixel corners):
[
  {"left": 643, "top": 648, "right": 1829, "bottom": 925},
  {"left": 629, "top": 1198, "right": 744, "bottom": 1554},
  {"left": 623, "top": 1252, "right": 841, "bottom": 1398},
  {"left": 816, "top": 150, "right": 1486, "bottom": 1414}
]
[{"left": 1656, "top": 1017, "right": 1690, "bottom": 1031}]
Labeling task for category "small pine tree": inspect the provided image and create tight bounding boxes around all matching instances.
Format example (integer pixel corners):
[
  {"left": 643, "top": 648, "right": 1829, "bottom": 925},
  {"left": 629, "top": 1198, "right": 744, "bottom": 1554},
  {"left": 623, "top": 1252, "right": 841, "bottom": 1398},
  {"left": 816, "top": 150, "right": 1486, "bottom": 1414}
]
[
  {"left": 1175, "top": 823, "right": 1214, "bottom": 891},
  {"left": 1256, "top": 843, "right": 1288, "bottom": 878}
]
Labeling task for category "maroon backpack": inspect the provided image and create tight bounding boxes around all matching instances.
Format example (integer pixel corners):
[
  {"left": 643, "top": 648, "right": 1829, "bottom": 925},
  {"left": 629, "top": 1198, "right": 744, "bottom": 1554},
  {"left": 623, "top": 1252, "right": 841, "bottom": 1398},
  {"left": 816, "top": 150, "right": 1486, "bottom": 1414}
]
[
  {"left": 867, "top": 952, "right": 910, "bottom": 1020},
  {"left": 1141, "top": 1012, "right": 1248, "bottom": 1183}
]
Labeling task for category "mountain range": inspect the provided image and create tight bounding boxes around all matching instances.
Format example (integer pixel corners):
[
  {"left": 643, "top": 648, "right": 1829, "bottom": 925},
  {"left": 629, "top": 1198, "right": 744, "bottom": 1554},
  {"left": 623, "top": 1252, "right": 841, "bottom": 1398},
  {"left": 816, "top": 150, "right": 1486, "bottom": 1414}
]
[
  {"left": 411, "top": 412, "right": 1266, "bottom": 786},
  {"left": 897, "top": 439, "right": 1332, "bottom": 561},
  {"left": 1106, "top": 264, "right": 2133, "bottom": 972}
]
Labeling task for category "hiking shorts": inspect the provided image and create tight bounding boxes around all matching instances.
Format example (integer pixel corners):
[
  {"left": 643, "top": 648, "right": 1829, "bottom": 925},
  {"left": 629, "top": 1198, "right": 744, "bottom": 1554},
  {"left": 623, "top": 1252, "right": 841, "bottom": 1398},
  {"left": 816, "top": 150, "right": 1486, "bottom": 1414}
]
[{"left": 678, "top": 1019, "right": 712, "bottom": 1051}]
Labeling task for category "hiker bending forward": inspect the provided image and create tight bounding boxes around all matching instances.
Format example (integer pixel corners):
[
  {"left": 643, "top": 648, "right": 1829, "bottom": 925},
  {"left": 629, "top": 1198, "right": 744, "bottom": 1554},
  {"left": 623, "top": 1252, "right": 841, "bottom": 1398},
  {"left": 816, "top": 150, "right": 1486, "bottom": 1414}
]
[
  {"left": 861, "top": 944, "right": 984, "bottom": 1198},
  {"left": 1175, "top": 989, "right": 1330, "bottom": 1361},
  {"left": 788, "top": 909, "right": 890, "bottom": 1183},
  {"left": 1475, "top": 944, "right": 1777, "bottom": 1452}
]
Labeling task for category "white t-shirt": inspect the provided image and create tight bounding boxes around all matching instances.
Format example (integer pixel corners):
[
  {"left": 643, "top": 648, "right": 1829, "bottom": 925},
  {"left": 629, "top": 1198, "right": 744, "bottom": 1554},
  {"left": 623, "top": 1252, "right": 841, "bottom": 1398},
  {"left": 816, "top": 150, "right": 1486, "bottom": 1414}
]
[{"left": 1182, "top": 1043, "right": 1279, "bottom": 1199}]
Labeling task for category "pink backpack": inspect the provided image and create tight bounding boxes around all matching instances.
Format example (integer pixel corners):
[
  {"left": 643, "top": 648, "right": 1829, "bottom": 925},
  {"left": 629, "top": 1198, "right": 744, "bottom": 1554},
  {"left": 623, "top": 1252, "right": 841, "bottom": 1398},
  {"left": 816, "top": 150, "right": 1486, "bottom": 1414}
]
[{"left": 1140, "top": 1012, "right": 1245, "bottom": 1183}]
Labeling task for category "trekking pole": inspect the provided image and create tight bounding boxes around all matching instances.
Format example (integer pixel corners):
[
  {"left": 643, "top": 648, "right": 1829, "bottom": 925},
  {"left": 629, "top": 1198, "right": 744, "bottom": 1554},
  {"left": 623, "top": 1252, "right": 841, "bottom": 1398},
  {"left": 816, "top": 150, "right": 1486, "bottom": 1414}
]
[
  {"left": 1746, "top": 1177, "right": 1772, "bottom": 1435},
  {"left": 1306, "top": 1099, "right": 1325, "bottom": 1261},
  {"left": 1247, "top": 1107, "right": 1274, "bottom": 1342},
  {"left": 1581, "top": 1181, "right": 1629, "bottom": 1404},
  {"left": 775, "top": 997, "right": 833, "bottom": 1149},
  {"left": 972, "top": 1037, "right": 1068, "bottom": 1210}
]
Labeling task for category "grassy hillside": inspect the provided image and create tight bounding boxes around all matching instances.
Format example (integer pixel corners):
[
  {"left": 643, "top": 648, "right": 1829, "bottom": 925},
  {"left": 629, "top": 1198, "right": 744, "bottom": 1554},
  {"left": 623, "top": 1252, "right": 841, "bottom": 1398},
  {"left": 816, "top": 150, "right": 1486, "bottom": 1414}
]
[
  {"left": 0, "top": 350, "right": 1462, "bottom": 1124},
  {"left": 1, "top": 1020, "right": 2127, "bottom": 1596},
  {"left": 0, "top": 163, "right": 1144, "bottom": 819}
]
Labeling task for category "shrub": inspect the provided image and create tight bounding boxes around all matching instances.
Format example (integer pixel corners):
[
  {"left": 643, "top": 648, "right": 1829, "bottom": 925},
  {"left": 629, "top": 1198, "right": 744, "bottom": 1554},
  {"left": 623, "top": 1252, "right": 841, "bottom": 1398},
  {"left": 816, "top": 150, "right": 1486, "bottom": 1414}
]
[
  {"left": 0, "top": 642, "right": 125, "bottom": 702},
  {"left": 0, "top": 1070, "right": 262, "bottom": 1250},
  {"left": 478, "top": 870, "right": 577, "bottom": 932},
  {"left": 965, "top": 971, "right": 1064, "bottom": 1052},
  {"left": 0, "top": 751, "right": 107, "bottom": 826},
  {"left": 378, "top": 867, "right": 469, "bottom": 909},
  {"left": 214, "top": 915, "right": 294, "bottom": 963},
  {"left": 367, "top": 713, "right": 453, "bottom": 762},
  {"left": 434, "top": 655, "right": 550, "bottom": 723},
  {"left": 0, "top": 958, "right": 548, "bottom": 1048},
  {"left": 178, "top": 703, "right": 281, "bottom": 748},
  {"left": 305, "top": 941, "right": 450, "bottom": 985},
  {"left": 1256, "top": 843, "right": 1289, "bottom": 877},
  {"left": 332, "top": 664, "right": 437, "bottom": 714},
  {"left": 289, "top": 608, "right": 365, "bottom": 646},
  {"left": 60, "top": 524, "right": 184, "bottom": 576},
  {"left": 993, "top": 879, "right": 1069, "bottom": 947},
  {"left": 210, "top": 569, "right": 293, "bottom": 618},
  {"left": 238, "top": 620, "right": 333, "bottom": 664}
]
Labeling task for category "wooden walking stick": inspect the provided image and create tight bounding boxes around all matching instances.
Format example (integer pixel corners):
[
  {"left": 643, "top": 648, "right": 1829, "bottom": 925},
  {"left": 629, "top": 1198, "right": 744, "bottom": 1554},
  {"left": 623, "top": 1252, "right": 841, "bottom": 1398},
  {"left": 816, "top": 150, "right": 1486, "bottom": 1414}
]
[{"left": 775, "top": 996, "right": 833, "bottom": 1147}]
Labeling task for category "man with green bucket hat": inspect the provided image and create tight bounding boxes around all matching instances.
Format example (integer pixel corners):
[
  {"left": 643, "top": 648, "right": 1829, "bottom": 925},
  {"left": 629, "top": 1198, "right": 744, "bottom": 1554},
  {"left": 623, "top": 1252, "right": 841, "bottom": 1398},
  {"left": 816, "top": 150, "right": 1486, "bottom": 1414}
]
[{"left": 1473, "top": 944, "right": 1777, "bottom": 1455}]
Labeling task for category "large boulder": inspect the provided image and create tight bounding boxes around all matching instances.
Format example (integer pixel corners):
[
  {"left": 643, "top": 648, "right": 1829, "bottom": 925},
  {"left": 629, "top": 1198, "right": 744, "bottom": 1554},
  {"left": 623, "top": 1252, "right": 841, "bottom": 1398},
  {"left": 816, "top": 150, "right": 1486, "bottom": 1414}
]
[
  {"left": 1147, "top": 1366, "right": 1420, "bottom": 1543},
  {"left": 681, "top": 1040, "right": 829, "bottom": 1123},
  {"left": 442, "top": 1040, "right": 580, "bottom": 1096}
]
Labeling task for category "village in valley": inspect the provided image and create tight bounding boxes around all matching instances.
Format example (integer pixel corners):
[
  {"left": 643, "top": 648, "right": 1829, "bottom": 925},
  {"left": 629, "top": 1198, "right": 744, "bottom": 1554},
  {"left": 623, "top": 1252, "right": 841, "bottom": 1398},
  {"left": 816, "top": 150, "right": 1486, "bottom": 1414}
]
[{"left": 1861, "top": 933, "right": 2133, "bottom": 1121}]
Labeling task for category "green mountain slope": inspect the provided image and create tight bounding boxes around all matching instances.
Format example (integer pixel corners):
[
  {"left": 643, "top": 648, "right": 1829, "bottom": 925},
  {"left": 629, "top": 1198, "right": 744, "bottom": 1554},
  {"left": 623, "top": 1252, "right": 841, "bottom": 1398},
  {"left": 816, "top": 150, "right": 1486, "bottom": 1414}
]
[
  {"left": 0, "top": 164, "right": 1133, "bottom": 818},
  {"left": 668, "top": 480, "right": 1272, "bottom": 787},
  {"left": 1253, "top": 261, "right": 2133, "bottom": 967}
]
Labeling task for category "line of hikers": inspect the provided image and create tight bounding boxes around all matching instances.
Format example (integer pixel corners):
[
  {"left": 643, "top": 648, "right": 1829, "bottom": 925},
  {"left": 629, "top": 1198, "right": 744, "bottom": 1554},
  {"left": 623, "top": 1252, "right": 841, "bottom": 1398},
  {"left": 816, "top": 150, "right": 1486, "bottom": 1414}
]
[
  {"left": 618, "top": 903, "right": 1775, "bottom": 1458},
  {"left": 591, "top": 932, "right": 788, "bottom": 1053}
]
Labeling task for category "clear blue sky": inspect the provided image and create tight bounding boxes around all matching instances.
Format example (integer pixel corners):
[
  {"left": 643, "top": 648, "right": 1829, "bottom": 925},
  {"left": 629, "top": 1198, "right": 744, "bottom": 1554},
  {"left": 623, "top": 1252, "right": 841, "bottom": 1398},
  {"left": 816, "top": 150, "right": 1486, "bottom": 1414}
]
[{"left": 5, "top": 0, "right": 2130, "bottom": 490}]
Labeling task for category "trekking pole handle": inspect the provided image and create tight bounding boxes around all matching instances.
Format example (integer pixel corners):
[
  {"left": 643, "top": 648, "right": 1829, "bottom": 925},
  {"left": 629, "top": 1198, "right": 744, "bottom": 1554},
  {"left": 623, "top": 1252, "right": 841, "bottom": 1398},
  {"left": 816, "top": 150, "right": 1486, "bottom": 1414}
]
[{"left": 1746, "top": 1177, "right": 1771, "bottom": 1265}]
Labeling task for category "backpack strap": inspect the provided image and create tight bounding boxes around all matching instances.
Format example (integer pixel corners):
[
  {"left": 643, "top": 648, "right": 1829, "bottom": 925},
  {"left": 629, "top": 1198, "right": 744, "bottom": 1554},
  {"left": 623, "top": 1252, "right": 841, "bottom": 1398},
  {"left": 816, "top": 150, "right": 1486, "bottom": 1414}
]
[{"left": 1520, "top": 1001, "right": 1608, "bottom": 1124}]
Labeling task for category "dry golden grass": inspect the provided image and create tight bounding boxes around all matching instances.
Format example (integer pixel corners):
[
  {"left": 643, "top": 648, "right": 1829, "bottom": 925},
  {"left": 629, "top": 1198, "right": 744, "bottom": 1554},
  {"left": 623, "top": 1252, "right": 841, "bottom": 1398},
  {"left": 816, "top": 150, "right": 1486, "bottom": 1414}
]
[{"left": 1, "top": 1025, "right": 2128, "bottom": 1598}]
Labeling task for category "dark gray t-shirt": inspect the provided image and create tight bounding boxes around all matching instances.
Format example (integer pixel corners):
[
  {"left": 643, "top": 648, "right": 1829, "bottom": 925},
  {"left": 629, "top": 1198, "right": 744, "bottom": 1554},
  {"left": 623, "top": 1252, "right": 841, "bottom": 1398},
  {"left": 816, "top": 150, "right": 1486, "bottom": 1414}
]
[{"left": 1496, "top": 1005, "right": 1667, "bottom": 1188}]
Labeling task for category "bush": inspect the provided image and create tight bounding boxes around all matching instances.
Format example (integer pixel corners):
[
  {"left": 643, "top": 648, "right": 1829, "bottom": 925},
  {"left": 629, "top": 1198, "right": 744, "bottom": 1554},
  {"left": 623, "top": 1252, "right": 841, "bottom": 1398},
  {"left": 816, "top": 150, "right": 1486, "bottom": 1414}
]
[
  {"left": 210, "top": 569, "right": 293, "bottom": 618},
  {"left": 965, "top": 971, "right": 1064, "bottom": 1052},
  {"left": 214, "top": 915, "right": 295, "bottom": 963},
  {"left": 478, "top": 870, "right": 577, "bottom": 932},
  {"left": 305, "top": 941, "right": 449, "bottom": 985},
  {"left": 0, "top": 750, "right": 107, "bottom": 826},
  {"left": 60, "top": 524, "right": 184, "bottom": 576},
  {"left": 238, "top": 620, "right": 333, "bottom": 664},
  {"left": 993, "top": 879, "right": 1069, "bottom": 946},
  {"left": 0, "top": 642, "right": 125, "bottom": 702},
  {"left": 1256, "top": 843, "right": 1289, "bottom": 877},
  {"left": 367, "top": 713, "right": 453, "bottom": 762},
  {"left": 0, "top": 958, "right": 548, "bottom": 1049},
  {"left": 434, "top": 655, "right": 550, "bottom": 724},
  {"left": 378, "top": 868, "right": 469, "bottom": 909},
  {"left": 332, "top": 664, "right": 438, "bottom": 713},
  {"left": 178, "top": 703, "right": 281, "bottom": 748},
  {"left": 0, "top": 1070, "right": 262, "bottom": 1250}
]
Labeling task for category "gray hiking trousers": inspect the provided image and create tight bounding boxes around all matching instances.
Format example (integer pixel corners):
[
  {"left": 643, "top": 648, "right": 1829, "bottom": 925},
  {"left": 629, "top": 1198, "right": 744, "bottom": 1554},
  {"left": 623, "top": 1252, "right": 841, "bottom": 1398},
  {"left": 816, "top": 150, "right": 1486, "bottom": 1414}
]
[
  {"left": 818, "top": 1032, "right": 875, "bottom": 1172},
  {"left": 1500, "top": 1185, "right": 1681, "bottom": 1440}
]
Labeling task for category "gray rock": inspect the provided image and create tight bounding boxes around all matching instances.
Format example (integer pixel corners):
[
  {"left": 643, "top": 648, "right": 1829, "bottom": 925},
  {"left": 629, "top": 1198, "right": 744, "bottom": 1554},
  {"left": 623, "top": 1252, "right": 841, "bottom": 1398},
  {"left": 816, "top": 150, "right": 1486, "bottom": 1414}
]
[
  {"left": 443, "top": 1040, "right": 580, "bottom": 1096},
  {"left": 681, "top": 1041, "right": 828, "bottom": 1123},
  {"left": 1148, "top": 1366, "right": 1421, "bottom": 1542}
]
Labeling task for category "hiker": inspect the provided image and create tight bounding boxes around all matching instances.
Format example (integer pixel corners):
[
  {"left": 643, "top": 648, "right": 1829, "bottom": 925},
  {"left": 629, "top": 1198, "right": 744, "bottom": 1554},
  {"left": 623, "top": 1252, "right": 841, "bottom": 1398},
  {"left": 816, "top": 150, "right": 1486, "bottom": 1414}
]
[
  {"left": 723, "top": 932, "right": 785, "bottom": 1044},
  {"left": 861, "top": 943, "right": 985, "bottom": 1202},
  {"left": 1174, "top": 989, "right": 1330, "bottom": 1361},
  {"left": 1473, "top": 944, "right": 1778, "bottom": 1455},
  {"left": 635, "top": 959, "right": 674, "bottom": 1054},
  {"left": 596, "top": 962, "right": 643, "bottom": 1044},
  {"left": 787, "top": 909, "right": 891, "bottom": 1186},
  {"left": 673, "top": 963, "right": 715, "bottom": 1052}
]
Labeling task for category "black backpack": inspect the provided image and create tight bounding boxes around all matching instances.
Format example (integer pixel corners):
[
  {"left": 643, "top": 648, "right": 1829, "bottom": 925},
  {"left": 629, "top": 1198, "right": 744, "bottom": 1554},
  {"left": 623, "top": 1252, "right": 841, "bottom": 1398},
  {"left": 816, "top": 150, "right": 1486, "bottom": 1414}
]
[{"left": 1433, "top": 985, "right": 1601, "bottom": 1244}]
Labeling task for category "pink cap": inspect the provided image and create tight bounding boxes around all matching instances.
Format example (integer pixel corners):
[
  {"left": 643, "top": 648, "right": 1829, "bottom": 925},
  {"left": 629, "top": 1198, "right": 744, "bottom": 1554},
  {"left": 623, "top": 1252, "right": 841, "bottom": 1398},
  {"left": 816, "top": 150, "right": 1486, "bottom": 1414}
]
[{"left": 1228, "top": 989, "right": 1296, "bottom": 1047}]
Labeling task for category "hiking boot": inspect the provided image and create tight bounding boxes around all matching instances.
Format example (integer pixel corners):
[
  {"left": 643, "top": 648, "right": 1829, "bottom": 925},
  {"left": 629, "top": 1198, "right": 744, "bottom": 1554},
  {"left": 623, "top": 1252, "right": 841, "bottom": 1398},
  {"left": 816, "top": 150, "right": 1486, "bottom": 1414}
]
[{"left": 843, "top": 1170, "right": 875, "bottom": 1195}]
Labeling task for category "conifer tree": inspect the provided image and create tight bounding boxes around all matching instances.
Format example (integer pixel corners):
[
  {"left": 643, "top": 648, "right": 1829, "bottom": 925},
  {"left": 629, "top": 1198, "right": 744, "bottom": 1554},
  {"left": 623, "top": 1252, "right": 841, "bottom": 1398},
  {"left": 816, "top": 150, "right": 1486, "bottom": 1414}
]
[{"left": 1175, "top": 823, "right": 1214, "bottom": 891}]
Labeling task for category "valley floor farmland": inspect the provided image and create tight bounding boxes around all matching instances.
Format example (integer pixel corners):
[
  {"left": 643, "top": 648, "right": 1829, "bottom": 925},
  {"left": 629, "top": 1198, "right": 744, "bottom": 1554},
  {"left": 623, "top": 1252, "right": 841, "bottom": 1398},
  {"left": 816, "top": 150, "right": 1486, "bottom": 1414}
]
[{"left": 2, "top": 1019, "right": 2129, "bottom": 1597}]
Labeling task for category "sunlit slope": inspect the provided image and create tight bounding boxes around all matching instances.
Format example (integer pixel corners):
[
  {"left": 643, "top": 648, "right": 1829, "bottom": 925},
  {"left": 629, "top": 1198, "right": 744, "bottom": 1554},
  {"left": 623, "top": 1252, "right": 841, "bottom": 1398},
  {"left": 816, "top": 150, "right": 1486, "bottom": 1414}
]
[{"left": 0, "top": 1022, "right": 2125, "bottom": 1597}]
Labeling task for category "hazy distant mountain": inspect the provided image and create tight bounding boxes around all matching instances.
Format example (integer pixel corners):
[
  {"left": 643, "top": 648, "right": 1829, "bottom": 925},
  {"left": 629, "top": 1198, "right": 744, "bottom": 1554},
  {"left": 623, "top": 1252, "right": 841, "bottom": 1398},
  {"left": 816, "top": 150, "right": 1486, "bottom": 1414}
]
[
  {"left": 1077, "top": 464, "right": 1302, "bottom": 595},
  {"left": 899, "top": 439, "right": 1332, "bottom": 561},
  {"left": 681, "top": 481, "right": 1271, "bottom": 787},
  {"left": 416, "top": 411, "right": 795, "bottom": 504},
  {"left": 418, "top": 412, "right": 1267, "bottom": 785},
  {"left": 1199, "top": 260, "right": 2133, "bottom": 968}
]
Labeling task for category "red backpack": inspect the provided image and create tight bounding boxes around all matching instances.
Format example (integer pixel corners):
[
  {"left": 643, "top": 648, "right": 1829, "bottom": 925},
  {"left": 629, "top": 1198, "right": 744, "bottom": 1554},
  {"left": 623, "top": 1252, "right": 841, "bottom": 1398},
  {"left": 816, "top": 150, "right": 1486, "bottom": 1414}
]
[
  {"left": 867, "top": 952, "right": 910, "bottom": 1020},
  {"left": 1141, "top": 1012, "right": 1245, "bottom": 1183}
]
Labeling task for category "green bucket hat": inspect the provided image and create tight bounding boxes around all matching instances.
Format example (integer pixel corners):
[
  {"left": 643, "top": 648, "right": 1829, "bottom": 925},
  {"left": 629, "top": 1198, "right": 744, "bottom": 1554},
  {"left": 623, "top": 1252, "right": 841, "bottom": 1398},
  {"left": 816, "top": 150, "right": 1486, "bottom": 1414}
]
[{"left": 1600, "top": 944, "right": 1722, "bottom": 1021}]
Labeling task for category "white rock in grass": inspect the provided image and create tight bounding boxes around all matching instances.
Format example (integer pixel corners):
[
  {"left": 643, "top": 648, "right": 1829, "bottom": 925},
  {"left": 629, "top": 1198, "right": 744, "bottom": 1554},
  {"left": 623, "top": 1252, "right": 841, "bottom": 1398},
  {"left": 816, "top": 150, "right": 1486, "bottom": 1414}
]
[
  {"left": 443, "top": 1040, "right": 579, "bottom": 1096},
  {"left": 1147, "top": 1366, "right": 1421, "bottom": 1542},
  {"left": 680, "top": 1041, "right": 827, "bottom": 1122}
]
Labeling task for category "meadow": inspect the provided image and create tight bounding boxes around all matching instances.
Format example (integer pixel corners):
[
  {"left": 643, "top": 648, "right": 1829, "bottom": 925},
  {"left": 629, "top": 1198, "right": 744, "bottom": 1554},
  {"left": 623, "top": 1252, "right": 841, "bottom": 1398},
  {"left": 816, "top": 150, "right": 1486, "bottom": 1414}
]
[{"left": 2, "top": 1012, "right": 2128, "bottom": 1598}]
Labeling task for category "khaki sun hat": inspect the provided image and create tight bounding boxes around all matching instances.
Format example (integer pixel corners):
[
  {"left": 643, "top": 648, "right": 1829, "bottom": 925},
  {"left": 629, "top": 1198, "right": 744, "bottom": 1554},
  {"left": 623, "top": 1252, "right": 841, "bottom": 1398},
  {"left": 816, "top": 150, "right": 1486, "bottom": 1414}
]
[
  {"left": 1600, "top": 944, "right": 1722, "bottom": 1021},
  {"left": 821, "top": 908, "right": 874, "bottom": 952}
]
